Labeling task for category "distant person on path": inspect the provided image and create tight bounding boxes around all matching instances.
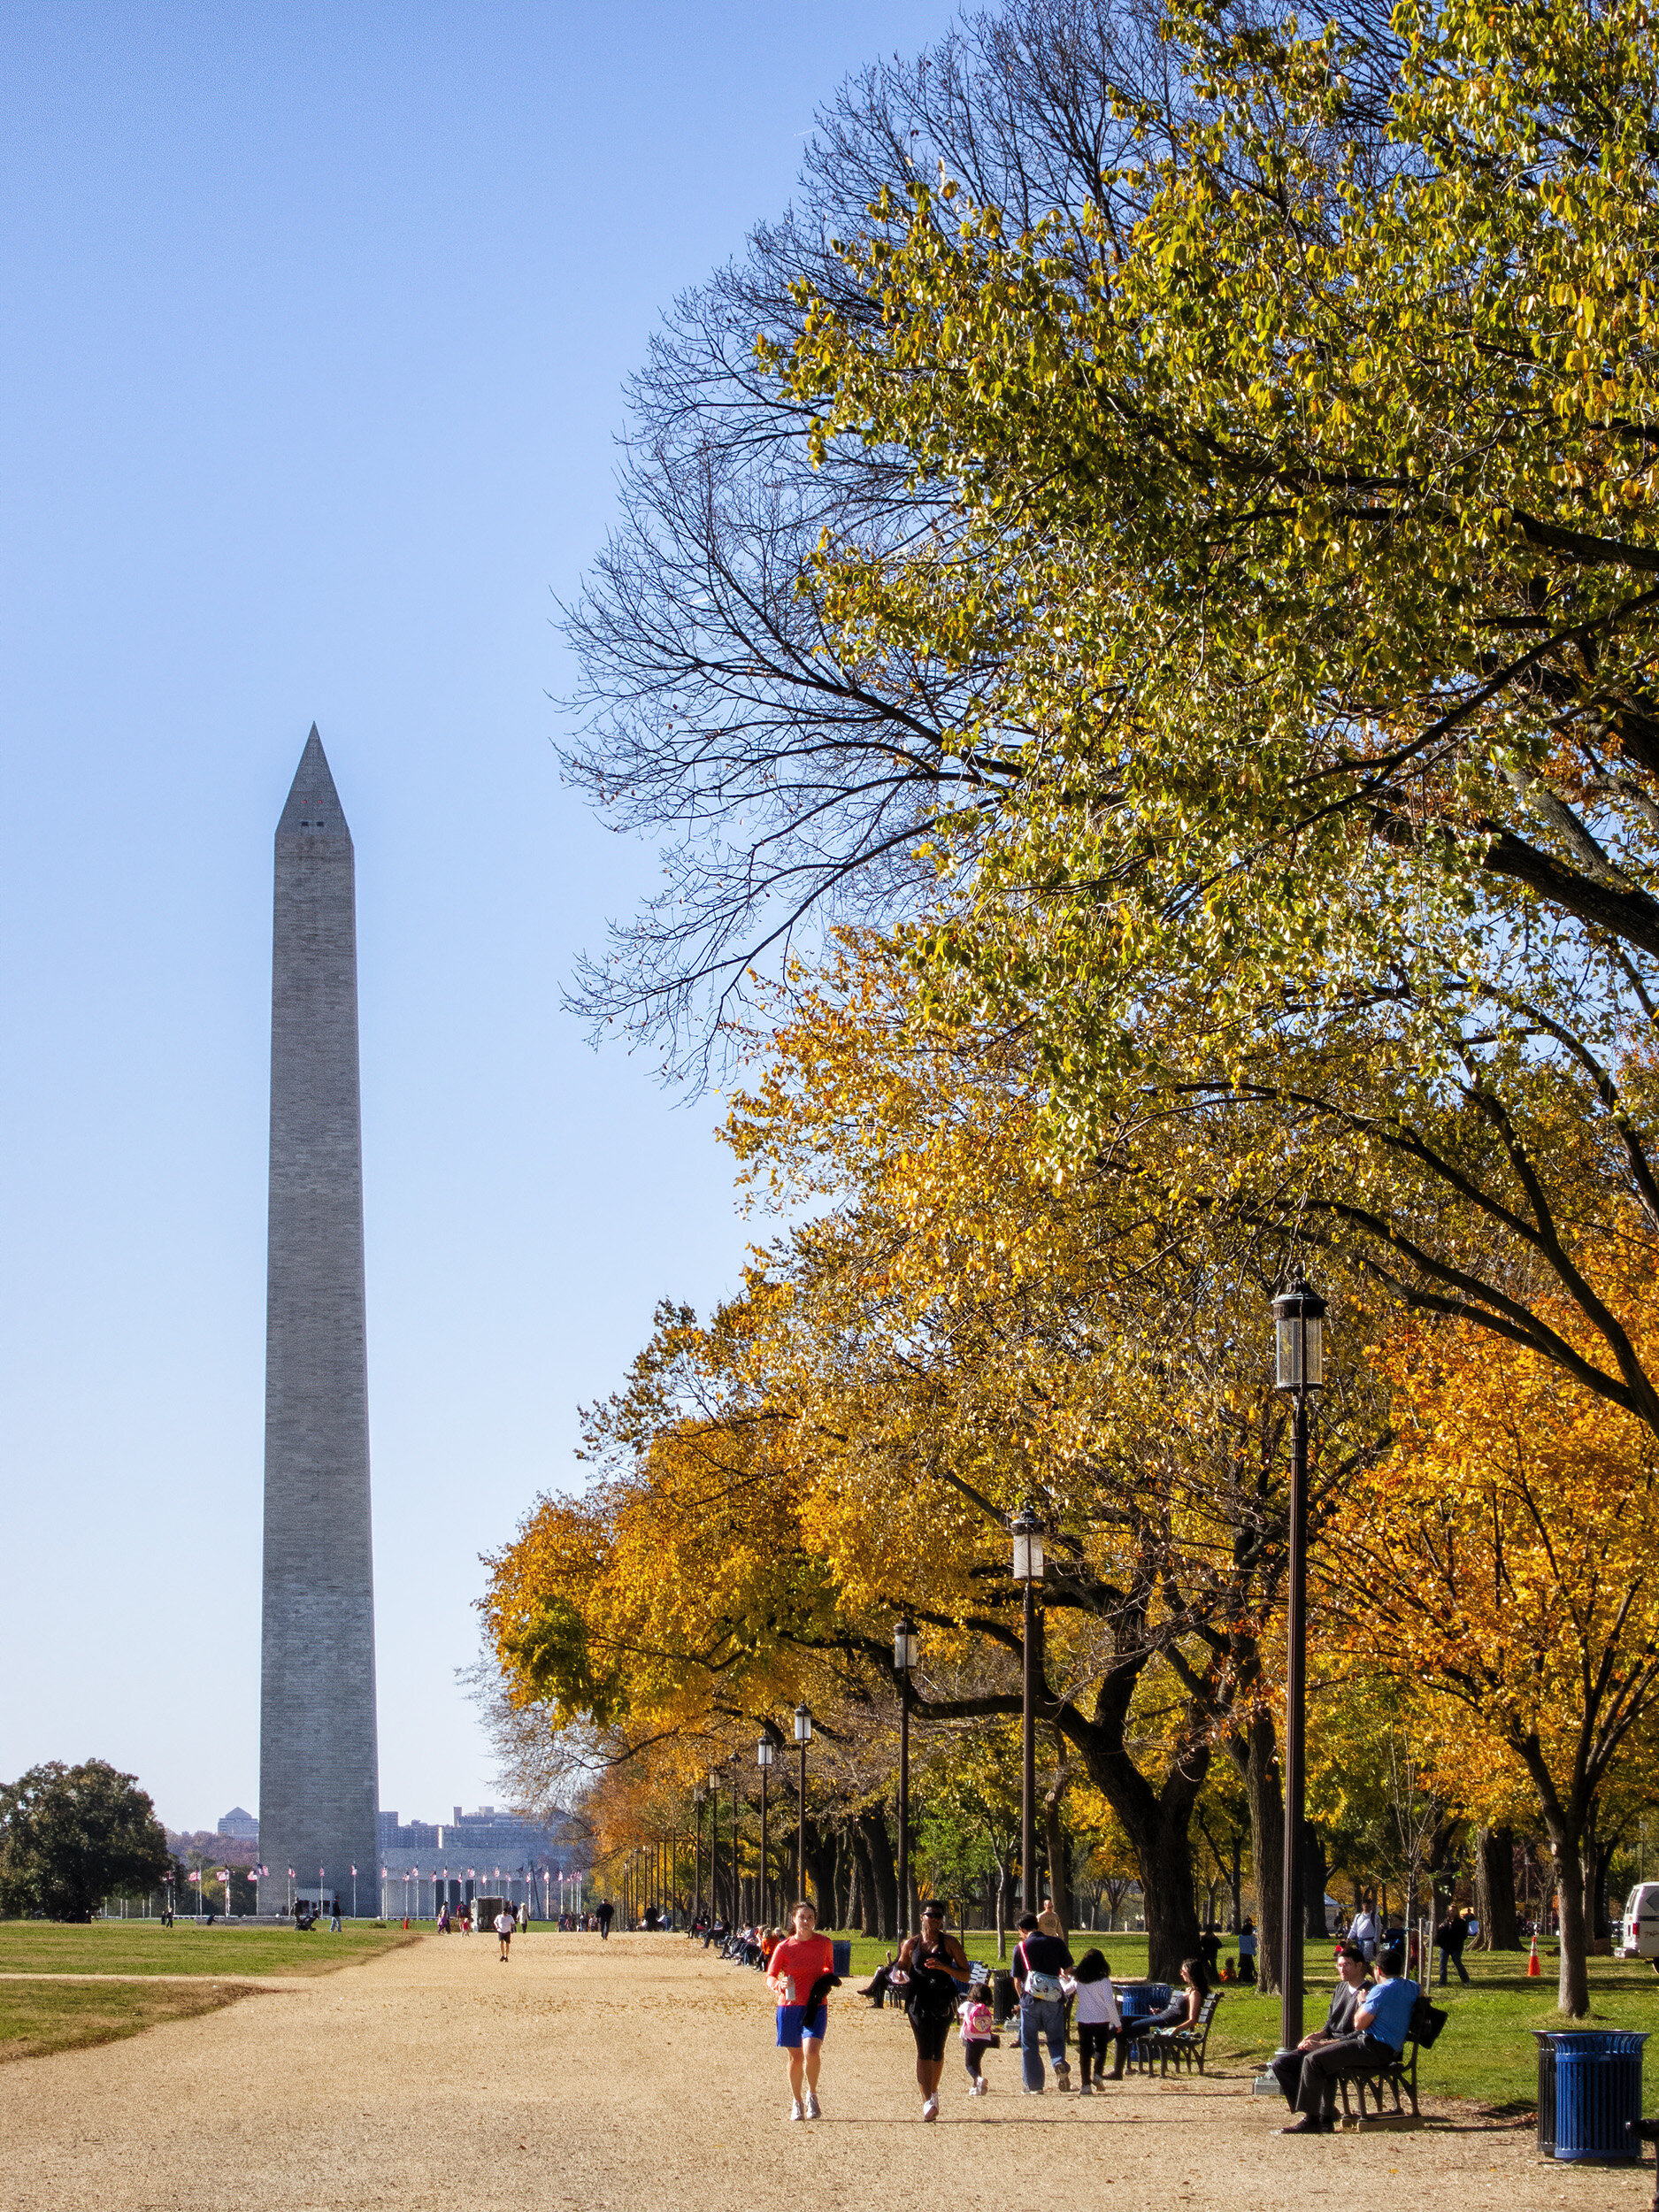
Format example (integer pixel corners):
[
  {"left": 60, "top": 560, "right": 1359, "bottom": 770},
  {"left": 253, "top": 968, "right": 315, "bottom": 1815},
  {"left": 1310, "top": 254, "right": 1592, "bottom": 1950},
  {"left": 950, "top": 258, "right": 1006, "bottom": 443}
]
[
  {"left": 1105, "top": 1957, "right": 1208, "bottom": 2079},
  {"left": 495, "top": 1908, "right": 514, "bottom": 1962},
  {"left": 1268, "top": 1943, "right": 1368, "bottom": 2120},
  {"left": 1435, "top": 1906, "right": 1472, "bottom": 1985},
  {"left": 1064, "top": 1950, "right": 1122, "bottom": 2093},
  {"left": 1011, "top": 1908, "right": 1075, "bottom": 2094},
  {"left": 331, "top": 1901, "right": 342, "bottom": 1934},
  {"left": 1237, "top": 1917, "right": 1257, "bottom": 1984},
  {"left": 597, "top": 1899, "right": 614, "bottom": 1941},
  {"left": 1197, "top": 1925, "right": 1222, "bottom": 1979},
  {"left": 1348, "top": 1902, "right": 1379, "bottom": 1962},
  {"left": 895, "top": 1902, "right": 972, "bottom": 2122},
  {"left": 767, "top": 1899, "right": 836, "bottom": 2122}
]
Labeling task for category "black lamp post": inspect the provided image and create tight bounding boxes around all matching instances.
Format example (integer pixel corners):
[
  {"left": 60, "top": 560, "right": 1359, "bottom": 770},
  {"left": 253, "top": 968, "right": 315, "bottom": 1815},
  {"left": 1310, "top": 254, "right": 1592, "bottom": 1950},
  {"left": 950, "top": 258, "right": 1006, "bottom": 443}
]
[
  {"left": 895, "top": 1618, "right": 920, "bottom": 1939},
  {"left": 728, "top": 1752, "right": 742, "bottom": 1923},
  {"left": 694, "top": 1786, "right": 705, "bottom": 1921},
  {"left": 794, "top": 1703, "right": 813, "bottom": 1902},
  {"left": 710, "top": 1766, "right": 721, "bottom": 1923},
  {"left": 1272, "top": 1274, "right": 1325, "bottom": 2054},
  {"left": 757, "top": 1735, "right": 775, "bottom": 1925},
  {"left": 1010, "top": 1504, "right": 1044, "bottom": 1912}
]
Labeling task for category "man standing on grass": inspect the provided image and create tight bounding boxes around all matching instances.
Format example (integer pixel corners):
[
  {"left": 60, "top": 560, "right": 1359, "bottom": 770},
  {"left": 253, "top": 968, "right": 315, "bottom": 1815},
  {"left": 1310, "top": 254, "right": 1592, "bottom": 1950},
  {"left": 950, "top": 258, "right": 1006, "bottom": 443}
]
[{"left": 767, "top": 1900, "right": 835, "bottom": 2122}]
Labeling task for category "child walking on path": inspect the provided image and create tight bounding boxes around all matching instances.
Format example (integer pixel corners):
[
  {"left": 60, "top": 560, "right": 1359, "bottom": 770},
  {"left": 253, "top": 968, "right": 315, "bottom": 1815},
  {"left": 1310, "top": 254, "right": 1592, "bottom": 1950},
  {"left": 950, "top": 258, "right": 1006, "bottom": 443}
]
[
  {"left": 958, "top": 1988, "right": 997, "bottom": 2097},
  {"left": 1064, "top": 1951, "right": 1122, "bottom": 2093}
]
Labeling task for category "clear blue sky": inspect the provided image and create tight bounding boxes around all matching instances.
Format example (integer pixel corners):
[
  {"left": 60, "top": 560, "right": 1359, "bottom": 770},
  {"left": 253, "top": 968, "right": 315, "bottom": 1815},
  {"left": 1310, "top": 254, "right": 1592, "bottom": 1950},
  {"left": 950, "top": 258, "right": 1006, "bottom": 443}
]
[{"left": 0, "top": 0, "right": 952, "bottom": 1836}]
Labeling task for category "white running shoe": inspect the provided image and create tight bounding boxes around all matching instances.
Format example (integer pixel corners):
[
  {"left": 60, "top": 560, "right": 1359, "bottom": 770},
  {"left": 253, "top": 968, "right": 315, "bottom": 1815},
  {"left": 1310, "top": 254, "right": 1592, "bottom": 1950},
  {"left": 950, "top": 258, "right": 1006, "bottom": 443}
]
[
  {"left": 804, "top": 2091, "right": 821, "bottom": 2121},
  {"left": 973, "top": 2077, "right": 988, "bottom": 2097},
  {"left": 921, "top": 2095, "right": 938, "bottom": 2122},
  {"left": 790, "top": 2099, "right": 804, "bottom": 2123}
]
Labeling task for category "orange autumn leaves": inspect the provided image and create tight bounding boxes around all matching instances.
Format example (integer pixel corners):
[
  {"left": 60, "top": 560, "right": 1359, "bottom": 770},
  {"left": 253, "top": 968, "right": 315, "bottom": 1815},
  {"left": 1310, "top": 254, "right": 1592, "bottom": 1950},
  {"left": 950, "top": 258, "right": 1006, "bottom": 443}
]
[{"left": 1341, "top": 1290, "right": 1659, "bottom": 1823}]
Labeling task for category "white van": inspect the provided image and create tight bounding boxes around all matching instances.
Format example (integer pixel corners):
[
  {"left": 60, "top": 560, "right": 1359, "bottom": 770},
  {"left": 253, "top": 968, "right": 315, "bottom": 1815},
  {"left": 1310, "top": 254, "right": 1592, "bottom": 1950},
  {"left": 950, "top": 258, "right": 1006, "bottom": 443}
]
[{"left": 1621, "top": 1882, "right": 1659, "bottom": 1960}]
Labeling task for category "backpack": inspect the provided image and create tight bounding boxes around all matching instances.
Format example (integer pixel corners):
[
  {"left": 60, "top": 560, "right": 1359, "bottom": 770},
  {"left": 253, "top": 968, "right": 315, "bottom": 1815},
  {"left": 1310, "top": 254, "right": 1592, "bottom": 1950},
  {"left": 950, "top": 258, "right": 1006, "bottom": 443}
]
[{"left": 1409, "top": 1990, "right": 1449, "bottom": 2048}]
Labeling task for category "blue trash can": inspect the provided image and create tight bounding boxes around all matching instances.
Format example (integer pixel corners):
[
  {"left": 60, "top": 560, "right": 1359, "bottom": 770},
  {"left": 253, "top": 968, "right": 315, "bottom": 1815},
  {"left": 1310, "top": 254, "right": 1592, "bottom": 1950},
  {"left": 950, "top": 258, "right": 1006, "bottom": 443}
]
[
  {"left": 831, "top": 1939, "right": 852, "bottom": 1978},
  {"left": 1118, "top": 1983, "right": 1171, "bottom": 2022},
  {"left": 1537, "top": 2032, "right": 1647, "bottom": 2161}
]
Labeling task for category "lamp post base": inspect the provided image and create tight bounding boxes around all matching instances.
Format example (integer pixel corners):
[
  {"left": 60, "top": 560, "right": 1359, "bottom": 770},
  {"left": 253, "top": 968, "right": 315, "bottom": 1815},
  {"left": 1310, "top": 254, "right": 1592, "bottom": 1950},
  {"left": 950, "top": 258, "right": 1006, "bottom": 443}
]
[{"left": 1253, "top": 2047, "right": 1295, "bottom": 2097}]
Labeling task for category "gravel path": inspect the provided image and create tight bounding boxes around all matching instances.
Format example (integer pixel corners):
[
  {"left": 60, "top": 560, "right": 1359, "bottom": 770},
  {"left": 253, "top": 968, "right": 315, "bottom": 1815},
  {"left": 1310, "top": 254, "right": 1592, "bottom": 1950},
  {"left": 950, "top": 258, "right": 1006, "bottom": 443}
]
[{"left": 2, "top": 1932, "right": 1652, "bottom": 2210}]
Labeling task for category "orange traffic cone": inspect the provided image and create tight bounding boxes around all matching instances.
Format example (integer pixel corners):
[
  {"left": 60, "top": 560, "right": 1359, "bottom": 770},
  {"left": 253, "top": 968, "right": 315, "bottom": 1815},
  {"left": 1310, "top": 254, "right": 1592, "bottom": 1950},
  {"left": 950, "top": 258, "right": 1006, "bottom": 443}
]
[{"left": 1527, "top": 1933, "right": 1541, "bottom": 1977}]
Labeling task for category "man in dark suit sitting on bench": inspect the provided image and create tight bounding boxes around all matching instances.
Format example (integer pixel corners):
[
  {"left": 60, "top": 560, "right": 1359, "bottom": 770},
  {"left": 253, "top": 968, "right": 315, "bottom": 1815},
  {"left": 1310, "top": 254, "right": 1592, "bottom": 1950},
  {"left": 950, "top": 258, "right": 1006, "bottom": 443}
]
[{"left": 1270, "top": 1944, "right": 1370, "bottom": 2131}]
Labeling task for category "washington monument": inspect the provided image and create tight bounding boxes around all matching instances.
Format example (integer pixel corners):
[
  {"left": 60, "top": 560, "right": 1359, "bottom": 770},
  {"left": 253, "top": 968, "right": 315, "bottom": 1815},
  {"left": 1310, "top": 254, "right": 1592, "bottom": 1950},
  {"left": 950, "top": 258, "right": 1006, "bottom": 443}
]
[{"left": 257, "top": 728, "right": 379, "bottom": 1916}]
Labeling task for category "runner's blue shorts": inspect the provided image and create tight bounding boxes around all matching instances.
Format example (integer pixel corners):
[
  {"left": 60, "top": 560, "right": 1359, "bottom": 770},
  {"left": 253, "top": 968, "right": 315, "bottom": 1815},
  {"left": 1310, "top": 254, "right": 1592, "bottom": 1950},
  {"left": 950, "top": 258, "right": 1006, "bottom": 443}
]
[{"left": 776, "top": 2003, "right": 828, "bottom": 2047}]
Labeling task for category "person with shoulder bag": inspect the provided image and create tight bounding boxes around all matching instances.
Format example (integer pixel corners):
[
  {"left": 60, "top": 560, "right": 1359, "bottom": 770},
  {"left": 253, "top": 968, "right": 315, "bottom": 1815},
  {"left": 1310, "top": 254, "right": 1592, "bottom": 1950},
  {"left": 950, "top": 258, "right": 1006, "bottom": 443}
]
[{"left": 1012, "top": 1908, "right": 1075, "bottom": 2093}]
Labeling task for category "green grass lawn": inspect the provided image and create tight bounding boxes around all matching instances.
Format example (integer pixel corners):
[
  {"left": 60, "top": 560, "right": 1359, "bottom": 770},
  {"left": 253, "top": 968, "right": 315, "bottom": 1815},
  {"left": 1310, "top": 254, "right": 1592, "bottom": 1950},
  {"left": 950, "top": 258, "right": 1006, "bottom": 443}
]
[
  {"left": 0, "top": 1918, "right": 417, "bottom": 1979},
  {"left": 795, "top": 1931, "right": 1659, "bottom": 2114},
  {"left": 0, "top": 1978, "right": 261, "bottom": 2063}
]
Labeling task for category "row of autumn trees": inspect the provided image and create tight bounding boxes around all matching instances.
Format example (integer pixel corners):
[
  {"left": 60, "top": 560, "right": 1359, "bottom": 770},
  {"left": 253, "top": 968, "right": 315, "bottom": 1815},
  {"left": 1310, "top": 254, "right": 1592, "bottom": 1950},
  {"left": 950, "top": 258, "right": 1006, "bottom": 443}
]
[{"left": 483, "top": 0, "right": 1659, "bottom": 2014}]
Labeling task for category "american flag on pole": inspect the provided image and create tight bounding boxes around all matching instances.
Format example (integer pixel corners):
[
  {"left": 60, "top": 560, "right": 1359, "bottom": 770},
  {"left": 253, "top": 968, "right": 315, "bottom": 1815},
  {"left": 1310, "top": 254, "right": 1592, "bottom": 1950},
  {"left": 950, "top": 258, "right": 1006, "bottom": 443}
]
[{"left": 350, "top": 1865, "right": 357, "bottom": 1878}]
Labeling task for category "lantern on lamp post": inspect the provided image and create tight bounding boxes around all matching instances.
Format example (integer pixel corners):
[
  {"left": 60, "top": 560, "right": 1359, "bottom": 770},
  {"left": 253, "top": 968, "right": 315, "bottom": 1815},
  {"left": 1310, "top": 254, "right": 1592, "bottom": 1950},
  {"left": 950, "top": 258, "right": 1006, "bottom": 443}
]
[
  {"left": 1272, "top": 1274, "right": 1325, "bottom": 2055},
  {"left": 793, "top": 1703, "right": 813, "bottom": 1902},
  {"left": 894, "top": 1617, "right": 920, "bottom": 1938},
  {"left": 1010, "top": 1504, "right": 1044, "bottom": 1912}
]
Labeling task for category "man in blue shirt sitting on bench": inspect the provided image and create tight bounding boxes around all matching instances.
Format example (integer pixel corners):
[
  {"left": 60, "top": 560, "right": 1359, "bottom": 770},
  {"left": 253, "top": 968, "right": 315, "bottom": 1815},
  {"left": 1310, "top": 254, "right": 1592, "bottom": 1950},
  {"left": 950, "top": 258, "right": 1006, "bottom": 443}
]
[{"left": 1279, "top": 1946, "right": 1417, "bottom": 2135}]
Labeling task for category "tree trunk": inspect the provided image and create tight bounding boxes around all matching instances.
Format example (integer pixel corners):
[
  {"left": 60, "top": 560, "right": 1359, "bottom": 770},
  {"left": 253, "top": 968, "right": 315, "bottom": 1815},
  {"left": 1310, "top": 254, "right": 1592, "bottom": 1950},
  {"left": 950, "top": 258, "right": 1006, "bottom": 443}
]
[
  {"left": 1551, "top": 1834, "right": 1592, "bottom": 2017},
  {"left": 1302, "top": 1821, "right": 1329, "bottom": 1939},
  {"left": 1473, "top": 1826, "right": 1519, "bottom": 1949},
  {"left": 1233, "top": 1709, "right": 1285, "bottom": 1998},
  {"left": 849, "top": 1826, "right": 879, "bottom": 1937},
  {"left": 996, "top": 1858, "right": 1009, "bottom": 1961},
  {"left": 1230, "top": 1834, "right": 1242, "bottom": 1933},
  {"left": 805, "top": 1832, "right": 837, "bottom": 1926},
  {"left": 856, "top": 1809, "right": 897, "bottom": 1941},
  {"left": 1043, "top": 1760, "right": 1072, "bottom": 1929}
]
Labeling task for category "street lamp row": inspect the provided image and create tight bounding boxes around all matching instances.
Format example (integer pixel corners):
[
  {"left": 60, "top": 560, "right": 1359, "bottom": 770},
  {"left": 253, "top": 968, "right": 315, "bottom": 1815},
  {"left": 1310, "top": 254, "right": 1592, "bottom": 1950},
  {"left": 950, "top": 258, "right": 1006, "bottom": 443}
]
[
  {"left": 1004, "top": 1273, "right": 1323, "bottom": 2062},
  {"left": 667, "top": 1280, "right": 1319, "bottom": 1971}
]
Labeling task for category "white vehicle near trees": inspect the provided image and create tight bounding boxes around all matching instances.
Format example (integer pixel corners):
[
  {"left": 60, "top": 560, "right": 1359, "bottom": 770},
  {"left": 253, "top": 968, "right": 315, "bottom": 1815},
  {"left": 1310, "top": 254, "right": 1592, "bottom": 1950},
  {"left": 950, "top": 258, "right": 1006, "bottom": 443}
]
[{"left": 1620, "top": 1884, "right": 1659, "bottom": 1961}]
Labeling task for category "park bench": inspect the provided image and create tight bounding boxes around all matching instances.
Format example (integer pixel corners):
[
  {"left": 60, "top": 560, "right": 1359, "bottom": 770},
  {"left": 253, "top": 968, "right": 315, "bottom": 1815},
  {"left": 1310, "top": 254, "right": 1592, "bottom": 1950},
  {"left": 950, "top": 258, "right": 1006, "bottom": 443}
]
[
  {"left": 1336, "top": 2032, "right": 1420, "bottom": 2124},
  {"left": 1161, "top": 1990, "right": 1224, "bottom": 2075},
  {"left": 1335, "top": 1985, "right": 1448, "bottom": 2124},
  {"left": 1122, "top": 1992, "right": 1223, "bottom": 2078}
]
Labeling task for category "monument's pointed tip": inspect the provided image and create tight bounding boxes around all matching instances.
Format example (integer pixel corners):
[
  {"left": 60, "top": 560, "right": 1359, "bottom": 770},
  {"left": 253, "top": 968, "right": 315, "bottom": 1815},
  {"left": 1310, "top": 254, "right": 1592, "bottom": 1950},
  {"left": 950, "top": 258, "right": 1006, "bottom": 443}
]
[{"left": 278, "top": 725, "right": 349, "bottom": 839}]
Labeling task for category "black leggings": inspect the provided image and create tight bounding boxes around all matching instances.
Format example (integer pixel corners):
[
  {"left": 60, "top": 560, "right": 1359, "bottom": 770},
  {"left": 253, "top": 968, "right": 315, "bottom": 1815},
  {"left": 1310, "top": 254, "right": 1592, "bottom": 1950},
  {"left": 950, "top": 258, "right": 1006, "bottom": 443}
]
[
  {"left": 910, "top": 2012, "right": 952, "bottom": 2063},
  {"left": 964, "top": 2037, "right": 993, "bottom": 2078},
  {"left": 1076, "top": 2023, "right": 1112, "bottom": 2080}
]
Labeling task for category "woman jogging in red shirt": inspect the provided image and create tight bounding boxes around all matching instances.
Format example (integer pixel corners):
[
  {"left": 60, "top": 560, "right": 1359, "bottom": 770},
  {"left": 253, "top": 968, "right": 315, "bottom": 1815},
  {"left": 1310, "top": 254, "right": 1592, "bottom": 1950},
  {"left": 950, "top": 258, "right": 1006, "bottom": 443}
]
[{"left": 767, "top": 1901, "right": 836, "bottom": 2122}]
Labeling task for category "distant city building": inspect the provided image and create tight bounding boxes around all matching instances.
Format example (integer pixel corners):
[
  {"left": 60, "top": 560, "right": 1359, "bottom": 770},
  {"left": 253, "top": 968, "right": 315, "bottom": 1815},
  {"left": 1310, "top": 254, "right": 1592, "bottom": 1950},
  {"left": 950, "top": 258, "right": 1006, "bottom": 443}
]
[
  {"left": 375, "top": 1803, "right": 582, "bottom": 1914},
  {"left": 218, "top": 1807, "right": 258, "bottom": 1840}
]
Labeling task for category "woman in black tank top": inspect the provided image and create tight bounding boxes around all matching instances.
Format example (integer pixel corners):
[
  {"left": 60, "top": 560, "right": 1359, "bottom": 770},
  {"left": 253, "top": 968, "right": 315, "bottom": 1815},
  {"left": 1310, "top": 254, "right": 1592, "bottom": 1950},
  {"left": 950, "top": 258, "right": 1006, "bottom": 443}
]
[{"left": 895, "top": 1902, "right": 972, "bottom": 2120}]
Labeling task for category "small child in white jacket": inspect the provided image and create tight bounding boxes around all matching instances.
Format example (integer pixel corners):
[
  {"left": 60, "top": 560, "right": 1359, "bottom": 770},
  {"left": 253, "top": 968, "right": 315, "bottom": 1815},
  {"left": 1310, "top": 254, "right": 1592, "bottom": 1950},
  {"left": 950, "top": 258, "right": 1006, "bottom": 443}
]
[{"left": 1062, "top": 1950, "right": 1122, "bottom": 2093}]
